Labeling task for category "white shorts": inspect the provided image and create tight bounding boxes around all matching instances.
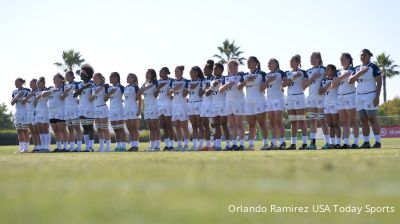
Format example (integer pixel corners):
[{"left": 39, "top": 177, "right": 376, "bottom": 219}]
[
  {"left": 26, "top": 112, "right": 35, "bottom": 125},
  {"left": 124, "top": 107, "right": 140, "bottom": 120},
  {"left": 172, "top": 104, "right": 189, "bottom": 121},
  {"left": 225, "top": 100, "right": 244, "bottom": 115},
  {"left": 48, "top": 108, "right": 65, "bottom": 120},
  {"left": 157, "top": 102, "right": 172, "bottom": 117},
  {"left": 188, "top": 101, "right": 202, "bottom": 116},
  {"left": 306, "top": 95, "right": 324, "bottom": 109},
  {"left": 337, "top": 93, "right": 356, "bottom": 110},
  {"left": 201, "top": 101, "right": 213, "bottom": 118},
  {"left": 109, "top": 108, "right": 124, "bottom": 121},
  {"left": 144, "top": 105, "right": 159, "bottom": 120},
  {"left": 244, "top": 101, "right": 266, "bottom": 115},
  {"left": 34, "top": 109, "right": 49, "bottom": 124},
  {"left": 64, "top": 107, "right": 79, "bottom": 120},
  {"left": 212, "top": 103, "right": 227, "bottom": 117},
  {"left": 324, "top": 104, "right": 338, "bottom": 114},
  {"left": 79, "top": 106, "right": 94, "bottom": 118},
  {"left": 356, "top": 92, "right": 377, "bottom": 111},
  {"left": 285, "top": 94, "right": 306, "bottom": 110},
  {"left": 266, "top": 98, "right": 285, "bottom": 112},
  {"left": 93, "top": 106, "right": 109, "bottom": 119},
  {"left": 14, "top": 111, "right": 28, "bottom": 126}
]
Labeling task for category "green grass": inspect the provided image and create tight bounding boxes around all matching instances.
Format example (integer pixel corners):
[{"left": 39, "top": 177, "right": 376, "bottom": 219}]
[{"left": 1, "top": 139, "right": 400, "bottom": 224}]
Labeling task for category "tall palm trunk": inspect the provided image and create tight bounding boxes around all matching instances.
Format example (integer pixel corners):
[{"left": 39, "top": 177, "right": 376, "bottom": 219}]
[{"left": 383, "top": 72, "right": 387, "bottom": 102}]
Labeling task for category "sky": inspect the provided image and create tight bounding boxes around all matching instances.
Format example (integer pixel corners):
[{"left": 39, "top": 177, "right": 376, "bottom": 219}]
[{"left": 1, "top": 0, "right": 400, "bottom": 112}]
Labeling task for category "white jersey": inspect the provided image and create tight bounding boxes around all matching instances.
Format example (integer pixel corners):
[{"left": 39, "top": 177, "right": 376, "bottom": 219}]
[
  {"left": 242, "top": 69, "right": 266, "bottom": 103},
  {"left": 210, "top": 76, "right": 226, "bottom": 104},
  {"left": 265, "top": 69, "right": 286, "bottom": 99},
  {"left": 224, "top": 72, "right": 245, "bottom": 102},
  {"left": 12, "top": 88, "right": 30, "bottom": 113},
  {"left": 108, "top": 83, "right": 124, "bottom": 109},
  {"left": 35, "top": 88, "right": 50, "bottom": 111},
  {"left": 124, "top": 84, "right": 140, "bottom": 108},
  {"left": 306, "top": 66, "right": 326, "bottom": 96},
  {"left": 170, "top": 78, "right": 189, "bottom": 105},
  {"left": 337, "top": 66, "right": 356, "bottom": 95},
  {"left": 48, "top": 84, "right": 65, "bottom": 110},
  {"left": 64, "top": 81, "right": 80, "bottom": 106},
  {"left": 286, "top": 69, "right": 308, "bottom": 96},
  {"left": 78, "top": 81, "right": 95, "bottom": 108},
  {"left": 142, "top": 82, "right": 158, "bottom": 106},
  {"left": 25, "top": 89, "right": 38, "bottom": 114},
  {"left": 321, "top": 76, "right": 338, "bottom": 105},
  {"left": 188, "top": 78, "right": 203, "bottom": 103},
  {"left": 157, "top": 78, "right": 174, "bottom": 103},
  {"left": 201, "top": 76, "right": 213, "bottom": 104},
  {"left": 92, "top": 84, "right": 109, "bottom": 108},
  {"left": 355, "top": 62, "right": 381, "bottom": 94}
]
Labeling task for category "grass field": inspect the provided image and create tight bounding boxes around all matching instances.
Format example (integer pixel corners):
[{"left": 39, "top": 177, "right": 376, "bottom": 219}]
[{"left": 1, "top": 139, "right": 400, "bottom": 224}]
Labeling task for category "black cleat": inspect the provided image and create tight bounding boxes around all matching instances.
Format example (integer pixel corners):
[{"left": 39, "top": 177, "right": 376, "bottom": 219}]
[
  {"left": 298, "top": 144, "right": 308, "bottom": 150},
  {"left": 237, "top": 145, "right": 245, "bottom": 151},
  {"left": 278, "top": 142, "right": 287, "bottom": 150},
  {"left": 341, "top": 144, "right": 350, "bottom": 149},
  {"left": 372, "top": 142, "right": 381, "bottom": 149},
  {"left": 127, "top": 147, "right": 139, "bottom": 152},
  {"left": 163, "top": 146, "right": 171, "bottom": 151},
  {"left": 359, "top": 142, "right": 371, "bottom": 149},
  {"left": 51, "top": 148, "right": 63, "bottom": 153},
  {"left": 351, "top": 144, "right": 359, "bottom": 149},
  {"left": 335, "top": 144, "right": 342, "bottom": 149},
  {"left": 230, "top": 145, "right": 238, "bottom": 151},
  {"left": 287, "top": 144, "right": 297, "bottom": 150}
]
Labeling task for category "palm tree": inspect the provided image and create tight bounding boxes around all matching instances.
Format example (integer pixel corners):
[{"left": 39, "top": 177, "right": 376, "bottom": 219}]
[
  {"left": 54, "top": 49, "right": 85, "bottom": 72},
  {"left": 374, "top": 53, "right": 400, "bottom": 102},
  {"left": 213, "top": 39, "right": 246, "bottom": 65}
]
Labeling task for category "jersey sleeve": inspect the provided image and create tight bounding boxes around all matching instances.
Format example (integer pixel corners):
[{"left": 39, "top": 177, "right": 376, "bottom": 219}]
[
  {"left": 134, "top": 85, "right": 139, "bottom": 93},
  {"left": 349, "top": 67, "right": 356, "bottom": 75},
  {"left": 355, "top": 65, "right": 361, "bottom": 72},
  {"left": 279, "top": 70, "right": 287, "bottom": 79},
  {"left": 184, "top": 79, "right": 189, "bottom": 89},
  {"left": 302, "top": 70, "right": 309, "bottom": 79},
  {"left": 371, "top": 64, "right": 382, "bottom": 77},
  {"left": 104, "top": 84, "right": 109, "bottom": 93},
  {"left": 119, "top": 85, "right": 125, "bottom": 94},
  {"left": 260, "top": 71, "right": 267, "bottom": 82},
  {"left": 74, "top": 82, "right": 81, "bottom": 90},
  {"left": 239, "top": 72, "right": 245, "bottom": 83},
  {"left": 221, "top": 76, "right": 226, "bottom": 85}
]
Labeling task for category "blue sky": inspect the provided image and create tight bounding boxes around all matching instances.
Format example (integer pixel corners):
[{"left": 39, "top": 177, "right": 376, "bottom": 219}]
[{"left": 1, "top": 0, "right": 399, "bottom": 111}]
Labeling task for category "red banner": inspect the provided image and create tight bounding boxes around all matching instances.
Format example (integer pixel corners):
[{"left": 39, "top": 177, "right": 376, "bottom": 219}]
[{"left": 381, "top": 126, "right": 400, "bottom": 138}]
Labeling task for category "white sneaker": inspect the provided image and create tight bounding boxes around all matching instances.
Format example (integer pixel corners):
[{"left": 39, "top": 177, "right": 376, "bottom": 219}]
[
  {"left": 247, "top": 145, "right": 255, "bottom": 151},
  {"left": 104, "top": 148, "right": 111, "bottom": 152},
  {"left": 260, "top": 144, "right": 269, "bottom": 150},
  {"left": 145, "top": 147, "right": 154, "bottom": 152},
  {"left": 97, "top": 148, "right": 104, "bottom": 152}
]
